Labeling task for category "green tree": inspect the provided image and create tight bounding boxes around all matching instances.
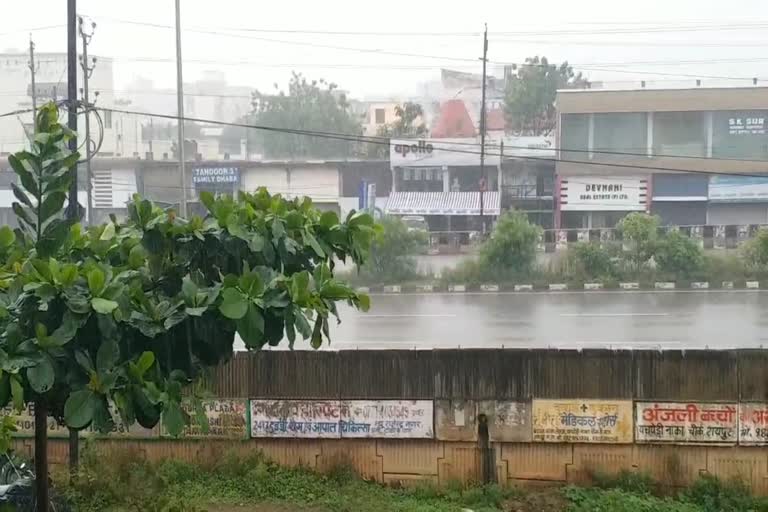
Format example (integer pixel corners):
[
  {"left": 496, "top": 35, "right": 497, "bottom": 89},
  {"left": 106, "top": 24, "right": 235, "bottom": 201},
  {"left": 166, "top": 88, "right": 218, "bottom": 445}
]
[
  {"left": 362, "top": 216, "right": 427, "bottom": 282},
  {"left": 3, "top": 103, "right": 374, "bottom": 509},
  {"left": 569, "top": 242, "right": 616, "bottom": 280},
  {"left": 655, "top": 231, "right": 704, "bottom": 278},
  {"left": 743, "top": 228, "right": 768, "bottom": 271},
  {"left": 617, "top": 213, "right": 660, "bottom": 271},
  {"left": 503, "top": 56, "right": 588, "bottom": 135},
  {"left": 250, "top": 73, "right": 362, "bottom": 159},
  {"left": 479, "top": 211, "right": 541, "bottom": 276}
]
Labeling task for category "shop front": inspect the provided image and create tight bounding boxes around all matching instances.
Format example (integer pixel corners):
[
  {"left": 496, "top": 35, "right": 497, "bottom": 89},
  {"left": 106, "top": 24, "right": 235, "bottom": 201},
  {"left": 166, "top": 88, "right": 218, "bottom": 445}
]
[
  {"left": 707, "top": 175, "right": 768, "bottom": 225},
  {"left": 558, "top": 175, "right": 649, "bottom": 229}
]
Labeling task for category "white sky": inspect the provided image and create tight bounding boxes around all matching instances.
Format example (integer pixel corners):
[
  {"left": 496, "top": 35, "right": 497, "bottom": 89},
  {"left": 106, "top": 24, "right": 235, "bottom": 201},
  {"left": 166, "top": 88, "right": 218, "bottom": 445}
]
[{"left": 3, "top": 0, "right": 768, "bottom": 99}]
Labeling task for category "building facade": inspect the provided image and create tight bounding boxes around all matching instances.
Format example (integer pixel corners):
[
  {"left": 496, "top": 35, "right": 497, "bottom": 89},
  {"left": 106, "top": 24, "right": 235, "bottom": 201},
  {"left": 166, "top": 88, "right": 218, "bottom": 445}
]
[{"left": 556, "top": 86, "right": 768, "bottom": 228}]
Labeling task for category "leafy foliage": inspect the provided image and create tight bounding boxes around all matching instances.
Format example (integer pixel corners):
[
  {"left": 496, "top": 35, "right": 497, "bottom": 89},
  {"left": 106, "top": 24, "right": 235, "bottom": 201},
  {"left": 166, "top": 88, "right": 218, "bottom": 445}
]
[
  {"left": 569, "top": 242, "right": 617, "bottom": 280},
  {"left": 360, "top": 216, "right": 427, "bottom": 283},
  {"left": 618, "top": 212, "right": 660, "bottom": 270},
  {"left": 655, "top": 231, "right": 704, "bottom": 278},
  {"left": 479, "top": 211, "right": 541, "bottom": 277},
  {"left": 249, "top": 72, "right": 363, "bottom": 159},
  {"left": 368, "top": 102, "right": 428, "bottom": 158},
  {"left": 0, "top": 102, "right": 374, "bottom": 438},
  {"left": 504, "top": 56, "right": 588, "bottom": 135},
  {"left": 743, "top": 228, "right": 768, "bottom": 270}
]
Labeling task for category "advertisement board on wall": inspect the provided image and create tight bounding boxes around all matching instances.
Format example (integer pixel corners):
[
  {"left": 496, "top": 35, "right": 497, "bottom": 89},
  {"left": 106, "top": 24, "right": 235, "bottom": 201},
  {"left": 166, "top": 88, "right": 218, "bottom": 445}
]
[
  {"left": 738, "top": 403, "right": 768, "bottom": 445},
  {"left": 250, "top": 400, "right": 434, "bottom": 439},
  {"left": 708, "top": 176, "right": 768, "bottom": 202},
  {"left": 192, "top": 166, "right": 240, "bottom": 190},
  {"left": 635, "top": 402, "right": 738, "bottom": 444},
  {"left": 532, "top": 399, "right": 633, "bottom": 443},
  {"left": 560, "top": 176, "right": 648, "bottom": 211},
  {"left": 161, "top": 399, "right": 248, "bottom": 439}
]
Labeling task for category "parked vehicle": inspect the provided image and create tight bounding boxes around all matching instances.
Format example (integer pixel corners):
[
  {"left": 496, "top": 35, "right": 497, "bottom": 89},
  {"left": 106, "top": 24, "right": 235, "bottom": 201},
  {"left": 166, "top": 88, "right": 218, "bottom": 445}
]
[{"left": 0, "top": 454, "right": 70, "bottom": 511}]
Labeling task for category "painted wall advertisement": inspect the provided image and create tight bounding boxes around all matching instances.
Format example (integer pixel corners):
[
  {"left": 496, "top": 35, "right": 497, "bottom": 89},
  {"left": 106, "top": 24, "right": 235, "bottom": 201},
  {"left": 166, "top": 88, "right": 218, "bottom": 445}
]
[
  {"left": 532, "top": 399, "right": 633, "bottom": 443},
  {"left": 250, "top": 400, "right": 433, "bottom": 439},
  {"left": 635, "top": 402, "right": 738, "bottom": 444},
  {"left": 162, "top": 399, "right": 248, "bottom": 439},
  {"left": 560, "top": 176, "right": 648, "bottom": 212},
  {"left": 738, "top": 403, "right": 768, "bottom": 445}
]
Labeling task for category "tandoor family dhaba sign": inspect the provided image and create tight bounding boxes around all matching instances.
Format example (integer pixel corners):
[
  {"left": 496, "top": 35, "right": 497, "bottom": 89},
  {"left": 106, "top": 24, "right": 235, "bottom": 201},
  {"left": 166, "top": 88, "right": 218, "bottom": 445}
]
[
  {"left": 532, "top": 399, "right": 634, "bottom": 443},
  {"left": 250, "top": 400, "right": 434, "bottom": 439}
]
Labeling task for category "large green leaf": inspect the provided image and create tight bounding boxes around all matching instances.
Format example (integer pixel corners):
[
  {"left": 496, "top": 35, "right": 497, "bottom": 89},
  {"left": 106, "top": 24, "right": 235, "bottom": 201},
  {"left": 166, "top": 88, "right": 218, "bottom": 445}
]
[
  {"left": 27, "top": 356, "right": 54, "bottom": 393},
  {"left": 0, "top": 226, "right": 14, "bottom": 248},
  {"left": 236, "top": 304, "right": 265, "bottom": 348},
  {"left": 10, "top": 377, "right": 23, "bottom": 412},
  {"left": 99, "top": 222, "right": 116, "bottom": 241},
  {"left": 162, "top": 400, "right": 186, "bottom": 437},
  {"left": 39, "top": 191, "right": 66, "bottom": 224},
  {"left": 87, "top": 268, "right": 106, "bottom": 296},
  {"left": 10, "top": 183, "right": 33, "bottom": 209},
  {"left": 219, "top": 288, "right": 248, "bottom": 319},
  {"left": 238, "top": 272, "right": 264, "bottom": 298},
  {"left": 37, "top": 218, "right": 70, "bottom": 257},
  {"left": 64, "top": 389, "right": 98, "bottom": 429},
  {"left": 8, "top": 153, "right": 39, "bottom": 197},
  {"left": 96, "top": 338, "right": 120, "bottom": 373},
  {"left": 92, "top": 297, "right": 118, "bottom": 314}
]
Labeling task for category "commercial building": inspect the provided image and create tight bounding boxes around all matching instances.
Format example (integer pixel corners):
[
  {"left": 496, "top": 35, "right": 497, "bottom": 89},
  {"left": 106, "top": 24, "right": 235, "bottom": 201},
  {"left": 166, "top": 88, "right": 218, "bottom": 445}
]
[{"left": 556, "top": 86, "right": 768, "bottom": 228}]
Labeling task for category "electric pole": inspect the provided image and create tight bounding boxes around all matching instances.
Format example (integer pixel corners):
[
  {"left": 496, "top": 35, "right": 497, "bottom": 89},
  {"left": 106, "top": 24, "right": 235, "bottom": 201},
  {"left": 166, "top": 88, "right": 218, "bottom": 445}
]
[
  {"left": 28, "top": 36, "right": 38, "bottom": 130},
  {"left": 479, "top": 23, "right": 488, "bottom": 233},
  {"left": 175, "top": 0, "right": 188, "bottom": 217},
  {"left": 79, "top": 16, "right": 97, "bottom": 224}
]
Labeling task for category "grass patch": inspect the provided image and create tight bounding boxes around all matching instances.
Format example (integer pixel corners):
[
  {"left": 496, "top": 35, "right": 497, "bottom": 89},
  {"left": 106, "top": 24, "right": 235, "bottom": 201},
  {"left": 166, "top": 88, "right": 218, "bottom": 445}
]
[{"left": 59, "top": 445, "right": 520, "bottom": 512}]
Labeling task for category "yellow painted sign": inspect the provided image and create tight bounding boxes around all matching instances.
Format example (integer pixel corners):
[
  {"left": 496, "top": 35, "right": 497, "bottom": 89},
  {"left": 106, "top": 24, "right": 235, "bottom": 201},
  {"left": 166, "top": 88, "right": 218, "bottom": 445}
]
[{"left": 532, "top": 399, "right": 633, "bottom": 443}]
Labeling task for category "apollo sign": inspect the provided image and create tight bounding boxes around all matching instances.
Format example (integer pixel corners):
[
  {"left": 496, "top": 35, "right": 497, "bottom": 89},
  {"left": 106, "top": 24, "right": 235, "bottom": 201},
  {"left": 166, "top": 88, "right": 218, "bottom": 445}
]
[{"left": 393, "top": 140, "right": 434, "bottom": 156}]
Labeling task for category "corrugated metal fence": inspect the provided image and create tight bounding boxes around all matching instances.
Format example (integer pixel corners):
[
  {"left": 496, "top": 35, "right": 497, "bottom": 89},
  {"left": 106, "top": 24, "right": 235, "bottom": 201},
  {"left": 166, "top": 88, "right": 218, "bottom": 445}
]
[{"left": 206, "top": 349, "right": 755, "bottom": 401}]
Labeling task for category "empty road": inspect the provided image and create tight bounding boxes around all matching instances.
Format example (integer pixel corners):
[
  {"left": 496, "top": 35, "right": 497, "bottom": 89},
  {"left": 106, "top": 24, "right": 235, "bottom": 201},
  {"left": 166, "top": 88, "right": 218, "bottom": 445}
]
[{"left": 249, "top": 290, "right": 768, "bottom": 351}]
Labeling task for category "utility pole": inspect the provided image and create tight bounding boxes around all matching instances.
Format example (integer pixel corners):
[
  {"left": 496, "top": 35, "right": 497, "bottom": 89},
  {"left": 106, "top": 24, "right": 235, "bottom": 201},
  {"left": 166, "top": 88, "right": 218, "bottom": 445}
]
[
  {"left": 28, "top": 36, "right": 38, "bottom": 130},
  {"left": 175, "top": 0, "right": 188, "bottom": 217},
  {"left": 479, "top": 23, "right": 488, "bottom": 233},
  {"left": 65, "top": 0, "right": 81, "bottom": 485},
  {"left": 79, "top": 16, "right": 97, "bottom": 224}
]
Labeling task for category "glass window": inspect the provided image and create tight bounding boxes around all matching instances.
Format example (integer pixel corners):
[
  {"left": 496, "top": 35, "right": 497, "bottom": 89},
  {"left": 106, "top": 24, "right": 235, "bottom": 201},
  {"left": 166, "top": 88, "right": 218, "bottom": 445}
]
[
  {"left": 653, "top": 111, "right": 706, "bottom": 157},
  {"left": 593, "top": 113, "right": 647, "bottom": 154},
  {"left": 560, "top": 114, "right": 588, "bottom": 160},
  {"left": 712, "top": 110, "right": 768, "bottom": 160},
  {"left": 375, "top": 108, "right": 386, "bottom": 124}
]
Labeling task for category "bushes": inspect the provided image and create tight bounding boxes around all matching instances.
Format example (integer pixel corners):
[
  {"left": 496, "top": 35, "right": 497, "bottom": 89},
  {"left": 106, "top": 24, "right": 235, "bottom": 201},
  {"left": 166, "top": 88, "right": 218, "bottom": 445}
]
[
  {"left": 569, "top": 242, "right": 618, "bottom": 280},
  {"left": 618, "top": 212, "right": 660, "bottom": 270},
  {"left": 655, "top": 230, "right": 705, "bottom": 278},
  {"left": 358, "top": 215, "right": 428, "bottom": 283},
  {"left": 479, "top": 211, "right": 542, "bottom": 277}
]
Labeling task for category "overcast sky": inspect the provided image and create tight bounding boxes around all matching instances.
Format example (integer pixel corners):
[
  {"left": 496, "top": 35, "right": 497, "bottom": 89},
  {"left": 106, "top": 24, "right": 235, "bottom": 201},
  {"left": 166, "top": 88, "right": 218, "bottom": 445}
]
[{"left": 3, "top": 0, "right": 768, "bottom": 99}]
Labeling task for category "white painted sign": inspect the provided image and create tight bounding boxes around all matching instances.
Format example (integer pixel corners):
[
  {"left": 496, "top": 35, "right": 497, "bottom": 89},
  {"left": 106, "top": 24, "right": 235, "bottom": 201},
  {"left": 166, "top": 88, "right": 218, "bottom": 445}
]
[
  {"left": 250, "top": 400, "right": 434, "bottom": 439},
  {"left": 635, "top": 402, "right": 738, "bottom": 445},
  {"left": 342, "top": 400, "right": 433, "bottom": 438},
  {"left": 560, "top": 176, "right": 648, "bottom": 211}
]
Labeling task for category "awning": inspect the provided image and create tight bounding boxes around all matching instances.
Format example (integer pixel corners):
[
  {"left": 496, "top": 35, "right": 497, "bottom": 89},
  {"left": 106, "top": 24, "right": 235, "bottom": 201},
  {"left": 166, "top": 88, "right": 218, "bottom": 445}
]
[{"left": 385, "top": 191, "right": 500, "bottom": 216}]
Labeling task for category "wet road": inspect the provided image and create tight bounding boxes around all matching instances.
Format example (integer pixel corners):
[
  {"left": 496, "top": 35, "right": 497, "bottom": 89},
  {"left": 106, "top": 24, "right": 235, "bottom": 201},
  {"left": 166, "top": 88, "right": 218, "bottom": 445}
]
[{"left": 252, "top": 290, "right": 768, "bottom": 351}]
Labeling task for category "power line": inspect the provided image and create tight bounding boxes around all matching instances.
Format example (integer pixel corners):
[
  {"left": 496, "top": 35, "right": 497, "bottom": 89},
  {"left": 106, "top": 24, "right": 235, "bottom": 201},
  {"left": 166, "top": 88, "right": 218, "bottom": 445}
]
[
  {"left": 0, "top": 25, "right": 64, "bottom": 37},
  {"left": 78, "top": 105, "right": 768, "bottom": 178}
]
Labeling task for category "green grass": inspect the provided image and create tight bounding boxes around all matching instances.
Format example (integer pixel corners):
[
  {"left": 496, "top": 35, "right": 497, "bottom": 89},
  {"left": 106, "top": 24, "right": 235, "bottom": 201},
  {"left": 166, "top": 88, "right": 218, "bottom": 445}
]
[{"left": 59, "top": 445, "right": 520, "bottom": 512}]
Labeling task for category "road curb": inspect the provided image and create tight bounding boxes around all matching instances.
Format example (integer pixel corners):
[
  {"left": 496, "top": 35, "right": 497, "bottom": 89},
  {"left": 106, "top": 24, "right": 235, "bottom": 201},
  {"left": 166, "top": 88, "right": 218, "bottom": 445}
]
[{"left": 360, "top": 280, "right": 767, "bottom": 294}]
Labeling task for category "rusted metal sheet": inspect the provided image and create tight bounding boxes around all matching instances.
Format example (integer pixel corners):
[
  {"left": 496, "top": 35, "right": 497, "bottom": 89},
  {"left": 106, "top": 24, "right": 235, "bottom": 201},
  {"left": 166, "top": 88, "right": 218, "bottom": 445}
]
[
  {"left": 532, "top": 399, "right": 633, "bottom": 443},
  {"left": 634, "top": 445, "right": 707, "bottom": 487},
  {"left": 634, "top": 350, "right": 738, "bottom": 401},
  {"left": 249, "top": 351, "right": 340, "bottom": 398},
  {"left": 493, "top": 351, "right": 532, "bottom": 400},
  {"left": 530, "top": 350, "right": 634, "bottom": 399},
  {"left": 706, "top": 446, "right": 768, "bottom": 495},
  {"left": 377, "top": 439, "right": 442, "bottom": 476},
  {"left": 739, "top": 403, "right": 768, "bottom": 445},
  {"left": 569, "top": 445, "right": 634, "bottom": 483},
  {"left": 737, "top": 350, "right": 768, "bottom": 400},
  {"left": 433, "top": 350, "right": 498, "bottom": 399},
  {"left": 439, "top": 442, "right": 481, "bottom": 484},
  {"left": 636, "top": 401, "right": 738, "bottom": 445},
  {"left": 478, "top": 400, "right": 532, "bottom": 442},
  {"left": 339, "top": 351, "right": 434, "bottom": 399},
  {"left": 435, "top": 399, "right": 477, "bottom": 442},
  {"left": 500, "top": 443, "right": 572, "bottom": 482}
]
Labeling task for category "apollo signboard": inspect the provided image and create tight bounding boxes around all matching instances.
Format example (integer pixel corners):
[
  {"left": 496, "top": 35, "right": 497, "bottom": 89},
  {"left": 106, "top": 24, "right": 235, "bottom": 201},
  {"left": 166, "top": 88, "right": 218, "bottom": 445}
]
[{"left": 389, "top": 138, "right": 480, "bottom": 167}]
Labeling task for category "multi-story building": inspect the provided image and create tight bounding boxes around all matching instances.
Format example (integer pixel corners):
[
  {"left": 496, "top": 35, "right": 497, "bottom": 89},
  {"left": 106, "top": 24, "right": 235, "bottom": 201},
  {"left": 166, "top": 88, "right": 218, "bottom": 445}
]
[
  {"left": 0, "top": 51, "right": 139, "bottom": 157},
  {"left": 556, "top": 86, "right": 768, "bottom": 228}
]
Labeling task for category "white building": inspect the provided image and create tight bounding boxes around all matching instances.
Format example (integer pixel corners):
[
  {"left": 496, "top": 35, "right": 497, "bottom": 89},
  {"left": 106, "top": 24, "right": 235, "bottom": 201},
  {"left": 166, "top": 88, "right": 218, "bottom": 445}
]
[{"left": 0, "top": 51, "right": 140, "bottom": 157}]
